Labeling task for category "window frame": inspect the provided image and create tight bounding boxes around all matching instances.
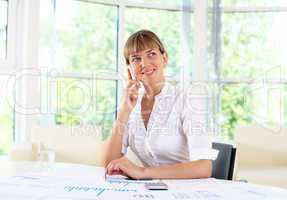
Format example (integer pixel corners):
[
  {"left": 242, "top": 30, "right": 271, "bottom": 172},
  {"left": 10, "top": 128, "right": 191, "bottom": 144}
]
[
  {"left": 1, "top": 0, "right": 200, "bottom": 144},
  {"left": 0, "top": 0, "right": 17, "bottom": 70},
  {"left": 8, "top": 0, "right": 286, "bottom": 145},
  {"left": 210, "top": 1, "right": 287, "bottom": 141},
  {"left": 211, "top": 3, "right": 287, "bottom": 83},
  {"left": 37, "top": 0, "right": 193, "bottom": 128},
  {"left": 0, "top": 0, "right": 18, "bottom": 153}
]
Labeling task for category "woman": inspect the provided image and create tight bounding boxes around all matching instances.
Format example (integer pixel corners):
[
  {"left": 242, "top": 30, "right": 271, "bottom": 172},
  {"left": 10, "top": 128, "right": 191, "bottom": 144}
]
[{"left": 102, "top": 29, "right": 218, "bottom": 179}]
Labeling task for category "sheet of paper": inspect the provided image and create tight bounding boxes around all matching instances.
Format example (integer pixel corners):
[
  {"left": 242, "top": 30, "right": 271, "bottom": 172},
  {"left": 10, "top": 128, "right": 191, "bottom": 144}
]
[{"left": 1, "top": 173, "right": 287, "bottom": 200}]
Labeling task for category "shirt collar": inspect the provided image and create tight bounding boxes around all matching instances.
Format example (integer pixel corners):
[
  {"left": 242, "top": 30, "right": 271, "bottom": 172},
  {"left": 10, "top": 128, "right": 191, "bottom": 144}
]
[
  {"left": 133, "top": 81, "right": 175, "bottom": 116},
  {"left": 154, "top": 81, "right": 174, "bottom": 100},
  {"left": 138, "top": 81, "right": 174, "bottom": 101}
]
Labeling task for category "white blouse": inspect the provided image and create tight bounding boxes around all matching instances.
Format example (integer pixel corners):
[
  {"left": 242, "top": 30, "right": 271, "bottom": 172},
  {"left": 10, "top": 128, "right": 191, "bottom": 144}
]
[{"left": 121, "top": 82, "right": 218, "bottom": 167}]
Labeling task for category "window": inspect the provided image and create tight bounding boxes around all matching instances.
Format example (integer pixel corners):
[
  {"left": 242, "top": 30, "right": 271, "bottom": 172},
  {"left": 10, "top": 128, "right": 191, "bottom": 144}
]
[
  {"left": 222, "top": 0, "right": 287, "bottom": 6},
  {"left": 39, "top": 0, "right": 117, "bottom": 73},
  {"left": 209, "top": 0, "right": 287, "bottom": 141},
  {"left": 39, "top": 0, "right": 119, "bottom": 138},
  {"left": 125, "top": 7, "right": 181, "bottom": 77},
  {"left": 39, "top": 0, "right": 192, "bottom": 140},
  {"left": 4, "top": 0, "right": 285, "bottom": 147},
  {"left": 0, "top": 0, "right": 15, "bottom": 155},
  {"left": 127, "top": 0, "right": 181, "bottom": 6},
  {"left": 222, "top": 12, "right": 287, "bottom": 79},
  {"left": 0, "top": 75, "right": 14, "bottom": 154},
  {"left": 285, "top": 85, "right": 287, "bottom": 126},
  {"left": 54, "top": 78, "right": 117, "bottom": 139},
  {"left": 3, "top": 0, "right": 285, "bottom": 149},
  {"left": 0, "top": 0, "right": 8, "bottom": 59}
]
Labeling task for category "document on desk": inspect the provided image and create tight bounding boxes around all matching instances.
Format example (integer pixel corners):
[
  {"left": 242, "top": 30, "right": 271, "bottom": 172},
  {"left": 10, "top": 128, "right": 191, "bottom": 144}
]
[{"left": 1, "top": 173, "right": 287, "bottom": 200}]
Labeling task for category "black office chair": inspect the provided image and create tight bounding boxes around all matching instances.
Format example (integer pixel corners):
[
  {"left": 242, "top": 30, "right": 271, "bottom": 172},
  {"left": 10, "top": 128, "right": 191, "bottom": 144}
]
[{"left": 211, "top": 142, "right": 236, "bottom": 180}]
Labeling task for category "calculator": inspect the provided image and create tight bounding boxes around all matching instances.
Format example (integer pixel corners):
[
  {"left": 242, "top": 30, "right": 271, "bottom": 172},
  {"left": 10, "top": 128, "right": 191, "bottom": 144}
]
[{"left": 145, "top": 182, "right": 168, "bottom": 190}]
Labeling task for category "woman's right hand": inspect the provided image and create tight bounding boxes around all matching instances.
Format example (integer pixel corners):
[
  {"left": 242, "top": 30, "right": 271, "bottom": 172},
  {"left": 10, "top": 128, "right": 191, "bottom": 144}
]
[{"left": 122, "top": 68, "right": 140, "bottom": 112}]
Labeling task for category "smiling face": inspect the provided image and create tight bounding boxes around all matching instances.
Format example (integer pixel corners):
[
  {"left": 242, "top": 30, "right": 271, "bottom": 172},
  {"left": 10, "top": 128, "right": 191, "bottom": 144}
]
[
  {"left": 129, "top": 48, "right": 168, "bottom": 85},
  {"left": 124, "top": 30, "right": 168, "bottom": 87}
]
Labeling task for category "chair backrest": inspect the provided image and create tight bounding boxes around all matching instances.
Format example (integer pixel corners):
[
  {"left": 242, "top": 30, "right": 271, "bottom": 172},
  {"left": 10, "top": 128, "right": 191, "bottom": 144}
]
[{"left": 211, "top": 142, "right": 236, "bottom": 180}]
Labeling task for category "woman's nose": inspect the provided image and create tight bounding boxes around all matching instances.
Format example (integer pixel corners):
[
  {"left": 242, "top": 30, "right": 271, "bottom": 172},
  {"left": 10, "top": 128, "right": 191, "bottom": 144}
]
[{"left": 140, "top": 56, "right": 150, "bottom": 68}]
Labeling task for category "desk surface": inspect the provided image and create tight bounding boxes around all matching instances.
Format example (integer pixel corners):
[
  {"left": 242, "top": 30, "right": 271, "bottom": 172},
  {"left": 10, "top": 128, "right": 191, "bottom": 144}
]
[{"left": 1, "top": 161, "right": 287, "bottom": 200}]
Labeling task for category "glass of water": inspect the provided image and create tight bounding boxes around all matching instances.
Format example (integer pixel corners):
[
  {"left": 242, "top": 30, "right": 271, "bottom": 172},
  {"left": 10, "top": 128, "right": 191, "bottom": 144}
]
[{"left": 38, "top": 143, "right": 55, "bottom": 169}]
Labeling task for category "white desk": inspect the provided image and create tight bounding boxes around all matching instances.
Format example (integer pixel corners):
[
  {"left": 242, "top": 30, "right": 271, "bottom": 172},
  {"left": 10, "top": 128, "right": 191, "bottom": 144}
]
[{"left": 1, "top": 161, "right": 287, "bottom": 200}]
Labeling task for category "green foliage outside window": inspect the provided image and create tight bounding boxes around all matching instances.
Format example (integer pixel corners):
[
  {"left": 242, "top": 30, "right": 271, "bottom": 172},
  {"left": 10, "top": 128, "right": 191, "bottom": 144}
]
[
  {"left": 54, "top": 78, "right": 117, "bottom": 140},
  {"left": 39, "top": 1, "right": 185, "bottom": 141},
  {"left": 55, "top": 1, "right": 117, "bottom": 73},
  {"left": 219, "top": 12, "right": 287, "bottom": 140},
  {"left": 0, "top": 76, "right": 14, "bottom": 155},
  {"left": 222, "top": 0, "right": 287, "bottom": 6},
  {"left": 0, "top": 0, "right": 8, "bottom": 59},
  {"left": 39, "top": 1, "right": 118, "bottom": 140},
  {"left": 0, "top": 107, "right": 14, "bottom": 154},
  {"left": 125, "top": 7, "right": 182, "bottom": 77},
  {"left": 1, "top": 0, "right": 287, "bottom": 154},
  {"left": 39, "top": 0, "right": 287, "bottom": 143}
]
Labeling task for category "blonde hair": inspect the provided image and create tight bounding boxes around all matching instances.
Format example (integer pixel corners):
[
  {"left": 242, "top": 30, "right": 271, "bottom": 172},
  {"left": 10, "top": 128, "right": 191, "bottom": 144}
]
[{"left": 124, "top": 29, "right": 167, "bottom": 65}]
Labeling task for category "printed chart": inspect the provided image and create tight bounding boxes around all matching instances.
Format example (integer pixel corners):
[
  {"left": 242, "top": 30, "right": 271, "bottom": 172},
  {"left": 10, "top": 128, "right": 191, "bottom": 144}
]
[{"left": 0, "top": 170, "right": 287, "bottom": 199}]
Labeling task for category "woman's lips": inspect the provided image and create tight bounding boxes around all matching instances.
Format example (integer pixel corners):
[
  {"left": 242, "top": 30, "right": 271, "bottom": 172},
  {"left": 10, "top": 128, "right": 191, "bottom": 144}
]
[{"left": 142, "top": 68, "right": 156, "bottom": 76}]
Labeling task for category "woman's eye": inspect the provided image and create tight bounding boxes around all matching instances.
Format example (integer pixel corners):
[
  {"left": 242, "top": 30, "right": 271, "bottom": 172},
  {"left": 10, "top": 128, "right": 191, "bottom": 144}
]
[
  {"left": 132, "top": 57, "right": 141, "bottom": 62},
  {"left": 148, "top": 52, "right": 156, "bottom": 57}
]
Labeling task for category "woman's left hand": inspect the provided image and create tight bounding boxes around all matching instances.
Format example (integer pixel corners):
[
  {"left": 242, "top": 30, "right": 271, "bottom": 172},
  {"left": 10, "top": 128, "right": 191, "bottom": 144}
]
[{"left": 106, "top": 157, "right": 146, "bottom": 180}]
